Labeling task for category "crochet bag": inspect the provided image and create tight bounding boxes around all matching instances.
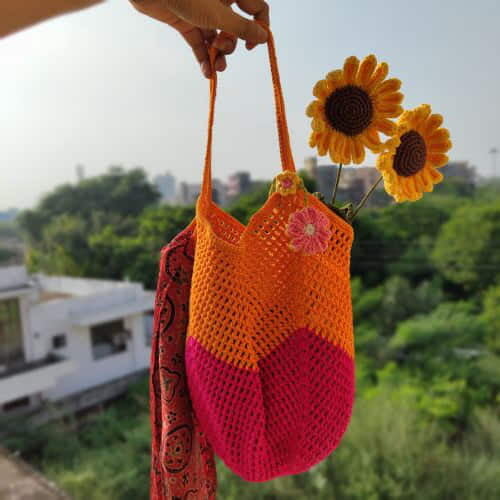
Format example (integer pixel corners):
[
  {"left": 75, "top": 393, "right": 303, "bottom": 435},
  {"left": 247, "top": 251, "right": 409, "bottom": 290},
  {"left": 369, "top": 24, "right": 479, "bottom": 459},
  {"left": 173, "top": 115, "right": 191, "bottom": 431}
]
[
  {"left": 186, "top": 28, "right": 355, "bottom": 482},
  {"left": 150, "top": 223, "right": 217, "bottom": 499}
]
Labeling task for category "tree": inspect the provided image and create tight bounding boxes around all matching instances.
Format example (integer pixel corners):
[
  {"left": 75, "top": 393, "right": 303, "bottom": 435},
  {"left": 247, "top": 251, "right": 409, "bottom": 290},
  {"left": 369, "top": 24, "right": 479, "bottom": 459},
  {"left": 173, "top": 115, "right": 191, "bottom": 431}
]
[
  {"left": 482, "top": 285, "right": 500, "bottom": 354},
  {"left": 18, "top": 167, "right": 159, "bottom": 244},
  {"left": 432, "top": 202, "right": 500, "bottom": 292}
]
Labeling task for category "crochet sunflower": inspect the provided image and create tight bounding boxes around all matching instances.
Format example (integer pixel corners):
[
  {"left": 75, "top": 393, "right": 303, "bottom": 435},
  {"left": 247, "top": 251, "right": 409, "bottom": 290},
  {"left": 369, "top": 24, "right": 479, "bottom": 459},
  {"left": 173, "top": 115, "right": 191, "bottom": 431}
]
[
  {"left": 377, "top": 104, "right": 452, "bottom": 202},
  {"left": 306, "top": 55, "right": 404, "bottom": 165}
]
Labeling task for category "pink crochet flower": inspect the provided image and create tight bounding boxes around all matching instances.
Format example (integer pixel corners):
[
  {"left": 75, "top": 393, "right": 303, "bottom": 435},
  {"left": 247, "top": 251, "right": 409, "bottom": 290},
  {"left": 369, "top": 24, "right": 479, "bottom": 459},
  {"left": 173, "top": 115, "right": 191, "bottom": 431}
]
[{"left": 286, "top": 206, "right": 332, "bottom": 255}]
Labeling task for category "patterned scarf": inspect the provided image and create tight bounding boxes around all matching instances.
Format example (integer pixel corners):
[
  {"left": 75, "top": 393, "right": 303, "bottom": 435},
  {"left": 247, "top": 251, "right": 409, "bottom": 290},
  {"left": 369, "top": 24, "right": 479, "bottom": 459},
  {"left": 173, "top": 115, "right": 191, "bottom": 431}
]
[{"left": 150, "top": 224, "right": 217, "bottom": 499}]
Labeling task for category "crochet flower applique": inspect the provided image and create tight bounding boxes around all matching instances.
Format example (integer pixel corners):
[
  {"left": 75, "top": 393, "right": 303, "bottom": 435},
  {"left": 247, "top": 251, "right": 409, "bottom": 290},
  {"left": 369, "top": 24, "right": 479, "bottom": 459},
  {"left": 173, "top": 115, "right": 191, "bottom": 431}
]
[{"left": 286, "top": 206, "right": 332, "bottom": 255}]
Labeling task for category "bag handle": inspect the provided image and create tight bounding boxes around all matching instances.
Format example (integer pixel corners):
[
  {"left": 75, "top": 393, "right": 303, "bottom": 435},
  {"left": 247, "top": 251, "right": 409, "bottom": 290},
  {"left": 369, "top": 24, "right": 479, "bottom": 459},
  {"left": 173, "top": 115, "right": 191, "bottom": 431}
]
[{"left": 201, "top": 26, "right": 296, "bottom": 201}]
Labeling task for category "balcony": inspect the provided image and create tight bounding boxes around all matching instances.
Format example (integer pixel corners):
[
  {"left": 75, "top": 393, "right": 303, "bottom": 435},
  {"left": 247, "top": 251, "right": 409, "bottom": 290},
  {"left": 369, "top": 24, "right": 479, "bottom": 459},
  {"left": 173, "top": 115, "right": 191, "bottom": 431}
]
[{"left": 0, "top": 354, "right": 76, "bottom": 406}]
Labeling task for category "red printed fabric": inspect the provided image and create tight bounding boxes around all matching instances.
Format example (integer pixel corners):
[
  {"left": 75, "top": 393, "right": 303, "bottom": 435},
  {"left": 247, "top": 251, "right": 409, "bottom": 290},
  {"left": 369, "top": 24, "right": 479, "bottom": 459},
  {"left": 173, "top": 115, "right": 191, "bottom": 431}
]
[{"left": 150, "top": 223, "right": 217, "bottom": 499}]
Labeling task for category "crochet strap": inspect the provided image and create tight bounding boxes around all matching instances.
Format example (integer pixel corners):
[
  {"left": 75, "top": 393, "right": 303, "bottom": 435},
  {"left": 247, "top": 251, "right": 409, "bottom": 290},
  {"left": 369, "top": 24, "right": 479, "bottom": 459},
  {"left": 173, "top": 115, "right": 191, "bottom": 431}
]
[{"left": 201, "top": 26, "right": 296, "bottom": 201}]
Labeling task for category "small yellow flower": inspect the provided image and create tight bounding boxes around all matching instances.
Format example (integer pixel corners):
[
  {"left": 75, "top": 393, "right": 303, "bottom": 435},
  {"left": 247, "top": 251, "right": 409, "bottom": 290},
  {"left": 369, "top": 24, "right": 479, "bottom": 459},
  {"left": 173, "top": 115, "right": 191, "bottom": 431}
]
[
  {"left": 376, "top": 104, "right": 452, "bottom": 202},
  {"left": 307, "top": 55, "right": 404, "bottom": 165},
  {"left": 275, "top": 171, "right": 300, "bottom": 196}
]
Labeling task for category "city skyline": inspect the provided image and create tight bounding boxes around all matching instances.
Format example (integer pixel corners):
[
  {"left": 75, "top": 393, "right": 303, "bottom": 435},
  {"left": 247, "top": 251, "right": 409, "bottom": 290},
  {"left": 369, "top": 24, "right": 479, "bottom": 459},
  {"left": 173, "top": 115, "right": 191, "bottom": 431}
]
[{"left": 1, "top": 0, "right": 499, "bottom": 210}]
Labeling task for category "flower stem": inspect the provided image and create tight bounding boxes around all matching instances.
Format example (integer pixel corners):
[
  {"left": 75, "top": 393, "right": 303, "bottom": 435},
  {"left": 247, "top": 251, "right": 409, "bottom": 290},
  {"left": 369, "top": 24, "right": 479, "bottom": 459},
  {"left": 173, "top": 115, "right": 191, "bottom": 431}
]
[
  {"left": 331, "top": 163, "right": 343, "bottom": 206},
  {"left": 350, "top": 175, "right": 383, "bottom": 220}
]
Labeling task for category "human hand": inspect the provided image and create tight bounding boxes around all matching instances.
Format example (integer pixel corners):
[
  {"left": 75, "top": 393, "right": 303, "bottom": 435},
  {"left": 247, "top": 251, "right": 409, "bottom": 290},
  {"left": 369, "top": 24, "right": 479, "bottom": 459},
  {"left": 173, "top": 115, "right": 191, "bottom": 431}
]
[{"left": 129, "top": 0, "right": 269, "bottom": 78}]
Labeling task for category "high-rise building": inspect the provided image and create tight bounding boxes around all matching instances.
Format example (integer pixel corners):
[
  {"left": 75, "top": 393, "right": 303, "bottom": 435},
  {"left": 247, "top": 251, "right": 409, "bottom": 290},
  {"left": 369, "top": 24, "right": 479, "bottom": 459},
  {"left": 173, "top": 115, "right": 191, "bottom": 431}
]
[
  {"left": 154, "top": 172, "right": 177, "bottom": 204},
  {"left": 176, "top": 181, "right": 201, "bottom": 206},
  {"left": 303, "top": 157, "right": 383, "bottom": 205},
  {"left": 226, "top": 172, "right": 252, "bottom": 201}
]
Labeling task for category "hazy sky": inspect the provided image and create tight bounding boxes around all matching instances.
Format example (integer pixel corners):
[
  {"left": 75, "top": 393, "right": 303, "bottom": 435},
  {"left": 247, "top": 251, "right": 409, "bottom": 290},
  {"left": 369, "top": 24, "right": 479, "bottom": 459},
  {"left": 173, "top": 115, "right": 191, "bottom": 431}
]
[{"left": 1, "top": 0, "right": 499, "bottom": 210}]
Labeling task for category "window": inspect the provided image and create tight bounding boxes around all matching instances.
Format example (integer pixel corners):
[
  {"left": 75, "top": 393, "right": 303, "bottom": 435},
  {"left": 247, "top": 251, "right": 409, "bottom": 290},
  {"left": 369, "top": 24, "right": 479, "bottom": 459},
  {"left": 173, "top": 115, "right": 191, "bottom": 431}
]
[
  {"left": 52, "top": 334, "right": 67, "bottom": 349},
  {"left": 143, "top": 311, "right": 154, "bottom": 346},
  {"left": 90, "top": 320, "right": 128, "bottom": 360},
  {"left": 3, "top": 396, "right": 30, "bottom": 412},
  {"left": 0, "top": 298, "right": 24, "bottom": 371}
]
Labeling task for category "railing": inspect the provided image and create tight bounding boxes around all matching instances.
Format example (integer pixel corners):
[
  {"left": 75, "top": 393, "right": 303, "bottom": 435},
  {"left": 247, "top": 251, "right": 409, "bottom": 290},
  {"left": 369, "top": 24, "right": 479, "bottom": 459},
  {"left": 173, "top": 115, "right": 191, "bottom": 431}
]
[{"left": 0, "top": 353, "right": 62, "bottom": 380}]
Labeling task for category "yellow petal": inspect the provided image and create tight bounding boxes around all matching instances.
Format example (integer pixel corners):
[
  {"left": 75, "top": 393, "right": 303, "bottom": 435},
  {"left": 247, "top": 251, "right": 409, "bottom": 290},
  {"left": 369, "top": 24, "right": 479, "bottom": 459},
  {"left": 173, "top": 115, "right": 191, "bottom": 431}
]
[
  {"left": 367, "top": 62, "right": 389, "bottom": 91},
  {"left": 313, "top": 79, "right": 330, "bottom": 99},
  {"left": 343, "top": 137, "right": 354, "bottom": 164},
  {"left": 404, "top": 177, "right": 419, "bottom": 198},
  {"left": 309, "top": 131, "right": 319, "bottom": 147},
  {"left": 424, "top": 114, "right": 444, "bottom": 136},
  {"left": 311, "top": 117, "right": 326, "bottom": 132},
  {"left": 318, "top": 131, "right": 331, "bottom": 156},
  {"left": 352, "top": 138, "right": 366, "bottom": 164},
  {"left": 377, "top": 92, "right": 404, "bottom": 105},
  {"left": 428, "top": 153, "right": 449, "bottom": 167},
  {"left": 373, "top": 118, "right": 396, "bottom": 136},
  {"left": 362, "top": 127, "right": 383, "bottom": 152},
  {"left": 428, "top": 139, "right": 452, "bottom": 153},
  {"left": 429, "top": 128, "right": 450, "bottom": 143},
  {"left": 343, "top": 56, "right": 360, "bottom": 85},
  {"left": 379, "top": 105, "right": 404, "bottom": 118},
  {"left": 412, "top": 172, "right": 425, "bottom": 193},
  {"left": 329, "top": 133, "right": 343, "bottom": 164},
  {"left": 306, "top": 100, "right": 321, "bottom": 117},
  {"left": 378, "top": 102, "right": 404, "bottom": 115},
  {"left": 427, "top": 167, "right": 444, "bottom": 183},
  {"left": 326, "top": 69, "right": 345, "bottom": 88},
  {"left": 374, "top": 78, "right": 402, "bottom": 95},
  {"left": 415, "top": 104, "right": 432, "bottom": 123},
  {"left": 357, "top": 55, "right": 378, "bottom": 88}
]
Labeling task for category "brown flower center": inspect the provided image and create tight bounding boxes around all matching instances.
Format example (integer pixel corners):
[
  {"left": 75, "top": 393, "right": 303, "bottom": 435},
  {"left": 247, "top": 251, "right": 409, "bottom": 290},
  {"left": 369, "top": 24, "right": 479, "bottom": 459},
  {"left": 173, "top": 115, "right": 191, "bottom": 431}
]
[
  {"left": 393, "top": 130, "right": 427, "bottom": 177},
  {"left": 324, "top": 85, "right": 374, "bottom": 136}
]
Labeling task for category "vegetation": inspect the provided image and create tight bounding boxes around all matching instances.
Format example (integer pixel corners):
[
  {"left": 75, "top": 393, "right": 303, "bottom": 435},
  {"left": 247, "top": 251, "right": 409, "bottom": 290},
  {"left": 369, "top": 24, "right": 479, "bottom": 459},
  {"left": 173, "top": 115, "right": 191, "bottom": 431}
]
[{"left": 5, "top": 169, "right": 500, "bottom": 499}]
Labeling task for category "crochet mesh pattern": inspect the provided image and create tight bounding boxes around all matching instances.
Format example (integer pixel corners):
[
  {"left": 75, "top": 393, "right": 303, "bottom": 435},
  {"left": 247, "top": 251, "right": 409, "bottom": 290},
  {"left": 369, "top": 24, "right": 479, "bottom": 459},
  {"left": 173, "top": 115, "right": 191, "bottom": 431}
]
[{"left": 186, "top": 28, "right": 356, "bottom": 482}]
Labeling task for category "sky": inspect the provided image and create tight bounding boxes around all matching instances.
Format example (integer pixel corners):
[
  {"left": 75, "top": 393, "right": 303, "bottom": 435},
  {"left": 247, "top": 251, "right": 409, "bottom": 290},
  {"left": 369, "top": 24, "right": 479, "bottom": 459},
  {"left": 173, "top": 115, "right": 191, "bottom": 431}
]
[{"left": 1, "top": 0, "right": 499, "bottom": 210}]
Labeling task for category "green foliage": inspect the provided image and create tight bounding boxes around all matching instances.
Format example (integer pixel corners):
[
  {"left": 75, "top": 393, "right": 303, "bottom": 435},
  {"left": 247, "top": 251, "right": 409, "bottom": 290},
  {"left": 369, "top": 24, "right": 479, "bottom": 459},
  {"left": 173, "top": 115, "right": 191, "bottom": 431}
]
[
  {"left": 228, "top": 182, "right": 270, "bottom": 224},
  {"left": 6, "top": 167, "right": 500, "bottom": 498},
  {"left": 18, "top": 166, "right": 160, "bottom": 279},
  {"left": 389, "top": 301, "right": 484, "bottom": 355},
  {"left": 10, "top": 383, "right": 500, "bottom": 500},
  {"left": 0, "top": 246, "right": 16, "bottom": 263},
  {"left": 432, "top": 201, "right": 500, "bottom": 292},
  {"left": 482, "top": 284, "right": 500, "bottom": 354},
  {"left": 0, "top": 220, "right": 20, "bottom": 239}
]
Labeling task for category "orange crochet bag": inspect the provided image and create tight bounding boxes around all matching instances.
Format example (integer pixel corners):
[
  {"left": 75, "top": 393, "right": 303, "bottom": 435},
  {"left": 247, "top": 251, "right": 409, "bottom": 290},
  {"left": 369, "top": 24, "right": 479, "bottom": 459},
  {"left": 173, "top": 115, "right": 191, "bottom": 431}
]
[{"left": 186, "top": 28, "right": 355, "bottom": 482}]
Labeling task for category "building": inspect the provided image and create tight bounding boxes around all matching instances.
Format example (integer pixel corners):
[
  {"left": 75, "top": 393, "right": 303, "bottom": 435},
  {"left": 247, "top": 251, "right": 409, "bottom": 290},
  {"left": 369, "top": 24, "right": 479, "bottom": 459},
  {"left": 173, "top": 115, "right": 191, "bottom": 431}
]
[
  {"left": 0, "top": 266, "right": 154, "bottom": 419},
  {"left": 441, "top": 161, "right": 476, "bottom": 185},
  {"left": 226, "top": 172, "right": 252, "bottom": 201},
  {"left": 176, "top": 179, "right": 227, "bottom": 206},
  {"left": 154, "top": 172, "right": 177, "bottom": 204},
  {"left": 212, "top": 179, "right": 228, "bottom": 206},
  {"left": 304, "top": 156, "right": 382, "bottom": 204},
  {"left": 176, "top": 181, "right": 201, "bottom": 206}
]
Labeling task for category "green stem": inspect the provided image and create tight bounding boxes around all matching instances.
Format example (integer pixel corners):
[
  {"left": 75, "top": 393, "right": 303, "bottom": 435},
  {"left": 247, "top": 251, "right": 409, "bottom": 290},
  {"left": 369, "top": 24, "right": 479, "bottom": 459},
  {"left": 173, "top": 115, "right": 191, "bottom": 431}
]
[
  {"left": 350, "top": 175, "right": 383, "bottom": 220},
  {"left": 331, "top": 163, "right": 343, "bottom": 206}
]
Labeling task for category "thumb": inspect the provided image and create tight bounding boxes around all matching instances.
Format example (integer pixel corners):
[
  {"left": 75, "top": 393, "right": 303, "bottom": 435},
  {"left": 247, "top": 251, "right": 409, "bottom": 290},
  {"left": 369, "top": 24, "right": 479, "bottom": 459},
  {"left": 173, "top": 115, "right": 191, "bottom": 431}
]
[{"left": 214, "top": 5, "right": 268, "bottom": 45}]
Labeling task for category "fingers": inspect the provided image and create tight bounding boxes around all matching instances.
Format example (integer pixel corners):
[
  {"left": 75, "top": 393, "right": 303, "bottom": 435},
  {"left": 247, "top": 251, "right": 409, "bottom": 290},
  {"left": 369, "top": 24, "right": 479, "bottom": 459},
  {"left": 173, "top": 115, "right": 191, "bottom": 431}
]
[
  {"left": 167, "top": 0, "right": 268, "bottom": 46},
  {"left": 180, "top": 27, "right": 212, "bottom": 77},
  {"left": 212, "top": 31, "right": 237, "bottom": 55},
  {"left": 181, "top": 27, "right": 232, "bottom": 78},
  {"left": 235, "top": 0, "right": 269, "bottom": 49},
  {"left": 235, "top": 0, "right": 269, "bottom": 25},
  {"left": 213, "top": 4, "right": 268, "bottom": 45}
]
